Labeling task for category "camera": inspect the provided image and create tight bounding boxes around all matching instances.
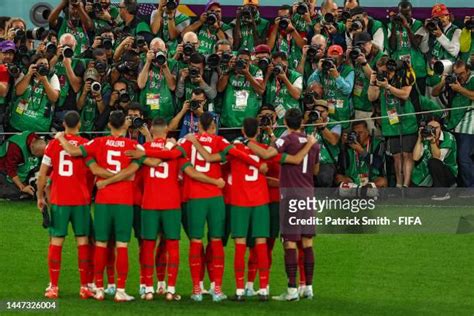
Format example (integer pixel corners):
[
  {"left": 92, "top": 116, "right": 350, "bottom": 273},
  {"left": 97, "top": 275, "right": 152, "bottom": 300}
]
[
  {"left": 46, "top": 42, "right": 57, "bottom": 55},
  {"left": 131, "top": 116, "right": 146, "bottom": 129},
  {"left": 376, "top": 71, "right": 387, "bottom": 82},
  {"left": 465, "top": 17, "right": 474, "bottom": 30},
  {"left": 390, "top": 13, "right": 404, "bottom": 24},
  {"left": 433, "top": 59, "right": 453, "bottom": 75},
  {"left": 259, "top": 114, "right": 273, "bottom": 127},
  {"left": 26, "top": 27, "right": 45, "bottom": 40},
  {"left": 116, "top": 61, "right": 138, "bottom": 74},
  {"left": 62, "top": 46, "right": 74, "bottom": 58},
  {"left": 426, "top": 18, "right": 442, "bottom": 32},
  {"left": 101, "top": 37, "right": 113, "bottom": 50},
  {"left": 189, "top": 100, "right": 201, "bottom": 111},
  {"left": 154, "top": 51, "right": 167, "bottom": 66},
  {"left": 302, "top": 91, "right": 316, "bottom": 106},
  {"left": 321, "top": 58, "right": 335, "bottom": 73},
  {"left": 241, "top": 6, "right": 254, "bottom": 23},
  {"left": 339, "top": 10, "right": 351, "bottom": 22},
  {"left": 272, "top": 64, "right": 284, "bottom": 76},
  {"left": 420, "top": 125, "right": 435, "bottom": 138},
  {"left": 386, "top": 59, "right": 402, "bottom": 72},
  {"left": 220, "top": 52, "right": 232, "bottom": 64},
  {"left": 134, "top": 36, "right": 146, "bottom": 48},
  {"left": 36, "top": 64, "right": 49, "bottom": 76},
  {"left": 183, "top": 43, "right": 195, "bottom": 56},
  {"left": 18, "top": 45, "right": 28, "bottom": 55},
  {"left": 7, "top": 64, "right": 20, "bottom": 77},
  {"left": 445, "top": 74, "right": 457, "bottom": 85},
  {"left": 257, "top": 57, "right": 270, "bottom": 70},
  {"left": 350, "top": 19, "right": 364, "bottom": 32},
  {"left": 347, "top": 131, "right": 359, "bottom": 145},
  {"left": 93, "top": 2, "right": 103, "bottom": 13},
  {"left": 119, "top": 90, "right": 131, "bottom": 103},
  {"left": 166, "top": 0, "right": 178, "bottom": 11},
  {"left": 206, "top": 12, "right": 218, "bottom": 25},
  {"left": 95, "top": 61, "right": 107, "bottom": 73},
  {"left": 13, "top": 28, "right": 26, "bottom": 40},
  {"left": 324, "top": 13, "right": 335, "bottom": 24},
  {"left": 279, "top": 17, "right": 290, "bottom": 30},
  {"left": 235, "top": 58, "right": 247, "bottom": 71},
  {"left": 307, "top": 110, "right": 321, "bottom": 123},
  {"left": 206, "top": 53, "right": 220, "bottom": 68},
  {"left": 189, "top": 67, "right": 200, "bottom": 79},
  {"left": 307, "top": 44, "right": 321, "bottom": 59},
  {"left": 349, "top": 46, "right": 363, "bottom": 60},
  {"left": 296, "top": 2, "right": 308, "bottom": 15},
  {"left": 91, "top": 81, "right": 102, "bottom": 93}
]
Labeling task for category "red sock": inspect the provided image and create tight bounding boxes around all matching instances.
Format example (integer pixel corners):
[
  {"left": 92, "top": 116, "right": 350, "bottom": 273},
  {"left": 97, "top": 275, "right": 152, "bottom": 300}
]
[
  {"left": 48, "top": 244, "right": 62, "bottom": 287},
  {"left": 138, "top": 241, "right": 144, "bottom": 285},
  {"left": 142, "top": 240, "right": 156, "bottom": 287},
  {"left": 155, "top": 239, "right": 167, "bottom": 282},
  {"left": 247, "top": 246, "right": 258, "bottom": 283},
  {"left": 106, "top": 242, "right": 115, "bottom": 284},
  {"left": 116, "top": 247, "right": 128, "bottom": 289},
  {"left": 297, "top": 242, "right": 305, "bottom": 286},
  {"left": 94, "top": 245, "right": 107, "bottom": 288},
  {"left": 189, "top": 241, "right": 202, "bottom": 293},
  {"left": 211, "top": 240, "right": 224, "bottom": 293},
  {"left": 267, "top": 238, "right": 275, "bottom": 270},
  {"left": 166, "top": 240, "right": 179, "bottom": 287},
  {"left": 234, "top": 243, "right": 246, "bottom": 290},
  {"left": 256, "top": 243, "right": 269, "bottom": 290},
  {"left": 205, "top": 243, "right": 213, "bottom": 283},
  {"left": 77, "top": 245, "right": 89, "bottom": 287},
  {"left": 87, "top": 243, "right": 95, "bottom": 284}
]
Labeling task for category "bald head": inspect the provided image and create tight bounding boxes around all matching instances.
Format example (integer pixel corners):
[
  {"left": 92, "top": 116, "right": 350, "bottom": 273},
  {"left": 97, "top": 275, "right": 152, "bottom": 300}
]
[
  {"left": 30, "top": 138, "right": 46, "bottom": 158},
  {"left": 60, "top": 33, "right": 77, "bottom": 50},
  {"left": 183, "top": 32, "right": 198, "bottom": 44},
  {"left": 311, "top": 34, "right": 327, "bottom": 47},
  {"left": 150, "top": 38, "right": 166, "bottom": 52}
]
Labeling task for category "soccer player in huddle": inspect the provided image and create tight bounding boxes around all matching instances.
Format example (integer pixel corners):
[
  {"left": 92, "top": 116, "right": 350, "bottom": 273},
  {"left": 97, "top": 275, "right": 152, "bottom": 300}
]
[
  {"left": 56, "top": 110, "right": 143, "bottom": 302},
  {"left": 248, "top": 108, "right": 320, "bottom": 301},
  {"left": 37, "top": 111, "right": 116, "bottom": 299}
]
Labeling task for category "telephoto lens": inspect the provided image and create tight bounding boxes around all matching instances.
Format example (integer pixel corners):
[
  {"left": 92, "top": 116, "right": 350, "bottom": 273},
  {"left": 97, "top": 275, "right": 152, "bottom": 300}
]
[
  {"left": 308, "top": 110, "right": 321, "bottom": 123},
  {"left": 257, "top": 57, "right": 270, "bottom": 70},
  {"left": 166, "top": 0, "right": 178, "bottom": 10},
  {"left": 279, "top": 18, "right": 289, "bottom": 30},
  {"left": 206, "top": 54, "right": 221, "bottom": 68},
  {"left": 62, "top": 46, "right": 74, "bottom": 58},
  {"left": 95, "top": 61, "right": 107, "bottom": 73},
  {"left": 46, "top": 43, "right": 57, "bottom": 55},
  {"left": 347, "top": 131, "right": 359, "bottom": 144},
  {"left": 296, "top": 2, "right": 308, "bottom": 15},
  {"left": 421, "top": 125, "right": 435, "bottom": 138},
  {"left": 235, "top": 58, "right": 247, "bottom": 71},
  {"left": 91, "top": 81, "right": 102, "bottom": 93},
  {"left": 101, "top": 38, "right": 113, "bottom": 50},
  {"left": 349, "top": 46, "right": 362, "bottom": 60},
  {"left": 183, "top": 43, "right": 195, "bottom": 56},
  {"left": 376, "top": 71, "right": 387, "bottom": 82},
  {"left": 154, "top": 52, "right": 167, "bottom": 66},
  {"left": 259, "top": 114, "right": 273, "bottom": 127},
  {"left": 132, "top": 117, "right": 146, "bottom": 129},
  {"left": 119, "top": 90, "right": 131, "bottom": 103},
  {"left": 206, "top": 12, "right": 218, "bottom": 25},
  {"left": 272, "top": 64, "right": 284, "bottom": 75},
  {"left": 189, "top": 67, "right": 200, "bottom": 79}
]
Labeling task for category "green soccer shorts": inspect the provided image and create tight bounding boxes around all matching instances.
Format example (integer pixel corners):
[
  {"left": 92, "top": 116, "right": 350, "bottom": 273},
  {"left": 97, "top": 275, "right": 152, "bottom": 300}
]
[
  {"left": 141, "top": 209, "right": 181, "bottom": 240},
  {"left": 133, "top": 205, "right": 141, "bottom": 240},
  {"left": 93, "top": 204, "right": 133, "bottom": 243},
  {"left": 49, "top": 204, "right": 91, "bottom": 237},
  {"left": 231, "top": 204, "right": 270, "bottom": 239},
  {"left": 269, "top": 202, "right": 280, "bottom": 238},
  {"left": 187, "top": 196, "right": 226, "bottom": 239}
]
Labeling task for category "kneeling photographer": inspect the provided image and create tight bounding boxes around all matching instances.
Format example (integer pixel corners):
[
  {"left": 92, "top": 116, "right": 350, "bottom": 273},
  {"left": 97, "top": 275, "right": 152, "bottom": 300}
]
[
  {"left": 303, "top": 92, "right": 341, "bottom": 188},
  {"left": 169, "top": 87, "right": 209, "bottom": 138},
  {"left": 125, "top": 102, "right": 152, "bottom": 144},
  {"left": 412, "top": 118, "right": 457, "bottom": 200},
  {"left": 368, "top": 56, "right": 417, "bottom": 188},
  {"left": 336, "top": 120, "right": 387, "bottom": 189}
]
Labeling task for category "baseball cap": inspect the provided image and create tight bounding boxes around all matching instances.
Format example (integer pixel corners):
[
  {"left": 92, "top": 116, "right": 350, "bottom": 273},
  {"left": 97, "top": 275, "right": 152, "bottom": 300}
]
[
  {"left": 431, "top": 3, "right": 449, "bottom": 18},
  {"left": 327, "top": 45, "right": 344, "bottom": 56},
  {"left": 0, "top": 40, "right": 17, "bottom": 53},
  {"left": 84, "top": 68, "right": 99, "bottom": 82},
  {"left": 353, "top": 32, "right": 372, "bottom": 46},
  {"left": 243, "top": 0, "right": 259, "bottom": 6},
  {"left": 205, "top": 0, "right": 221, "bottom": 11},
  {"left": 254, "top": 44, "right": 271, "bottom": 54},
  {"left": 350, "top": 6, "right": 366, "bottom": 17}
]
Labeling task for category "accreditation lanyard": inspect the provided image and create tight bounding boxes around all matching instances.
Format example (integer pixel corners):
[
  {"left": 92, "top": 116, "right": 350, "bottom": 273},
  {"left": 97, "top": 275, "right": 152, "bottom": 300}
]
[{"left": 355, "top": 139, "right": 370, "bottom": 169}]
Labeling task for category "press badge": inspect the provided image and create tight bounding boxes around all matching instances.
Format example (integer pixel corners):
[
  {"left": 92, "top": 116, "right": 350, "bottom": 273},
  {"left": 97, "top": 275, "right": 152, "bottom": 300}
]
[
  {"left": 235, "top": 90, "right": 249, "bottom": 110},
  {"left": 353, "top": 80, "right": 364, "bottom": 97},
  {"left": 275, "top": 104, "right": 286, "bottom": 119},
  {"left": 359, "top": 173, "right": 369, "bottom": 186},
  {"left": 16, "top": 99, "right": 28, "bottom": 115},
  {"left": 387, "top": 108, "right": 399, "bottom": 125},
  {"left": 336, "top": 99, "right": 344, "bottom": 108},
  {"left": 147, "top": 93, "right": 160, "bottom": 110}
]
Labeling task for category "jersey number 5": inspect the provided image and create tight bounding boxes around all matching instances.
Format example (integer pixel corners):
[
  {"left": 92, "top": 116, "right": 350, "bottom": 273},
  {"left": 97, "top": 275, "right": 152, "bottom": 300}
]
[{"left": 107, "top": 150, "right": 121, "bottom": 174}]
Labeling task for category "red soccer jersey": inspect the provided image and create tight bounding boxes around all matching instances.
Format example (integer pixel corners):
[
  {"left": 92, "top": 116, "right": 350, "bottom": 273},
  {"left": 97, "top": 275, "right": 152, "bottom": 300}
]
[
  {"left": 221, "top": 162, "right": 231, "bottom": 205},
  {"left": 141, "top": 138, "right": 188, "bottom": 210},
  {"left": 133, "top": 168, "right": 144, "bottom": 207},
  {"left": 228, "top": 142, "right": 274, "bottom": 207},
  {"left": 259, "top": 142, "right": 282, "bottom": 203},
  {"left": 179, "top": 133, "right": 232, "bottom": 199},
  {"left": 80, "top": 135, "right": 139, "bottom": 205},
  {"left": 42, "top": 134, "right": 92, "bottom": 206}
]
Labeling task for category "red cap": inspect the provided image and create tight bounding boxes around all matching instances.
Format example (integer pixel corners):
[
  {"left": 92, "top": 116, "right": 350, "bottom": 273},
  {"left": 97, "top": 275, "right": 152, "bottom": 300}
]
[
  {"left": 327, "top": 45, "right": 344, "bottom": 57},
  {"left": 254, "top": 44, "right": 271, "bottom": 54},
  {"left": 431, "top": 3, "right": 449, "bottom": 18}
]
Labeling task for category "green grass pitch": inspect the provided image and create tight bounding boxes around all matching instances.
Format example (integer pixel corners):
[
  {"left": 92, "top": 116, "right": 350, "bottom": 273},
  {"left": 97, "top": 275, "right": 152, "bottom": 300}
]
[{"left": 0, "top": 201, "right": 473, "bottom": 315}]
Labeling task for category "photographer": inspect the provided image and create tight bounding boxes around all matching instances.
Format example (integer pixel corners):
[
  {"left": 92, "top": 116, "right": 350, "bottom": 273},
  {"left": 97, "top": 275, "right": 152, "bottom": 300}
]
[
  {"left": 423, "top": 4, "right": 461, "bottom": 66},
  {"left": 307, "top": 44, "right": 354, "bottom": 129},
  {"left": 125, "top": 102, "right": 152, "bottom": 144},
  {"left": 345, "top": 6, "right": 385, "bottom": 52},
  {"left": 336, "top": 120, "right": 387, "bottom": 188},
  {"left": 150, "top": 0, "right": 191, "bottom": 57},
  {"left": 432, "top": 60, "right": 474, "bottom": 188},
  {"left": 232, "top": 0, "right": 270, "bottom": 51},
  {"left": 5, "top": 18, "right": 33, "bottom": 56},
  {"left": 218, "top": 48, "right": 264, "bottom": 134},
  {"left": 256, "top": 104, "right": 278, "bottom": 145},
  {"left": 263, "top": 51, "right": 303, "bottom": 136},
  {"left": 113, "top": 50, "right": 141, "bottom": 101},
  {"left": 48, "top": 0, "right": 93, "bottom": 55},
  {"left": 460, "top": 16, "right": 474, "bottom": 65},
  {"left": 412, "top": 118, "right": 457, "bottom": 200},
  {"left": 76, "top": 68, "right": 109, "bottom": 132},
  {"left": 117, "top": 0, "right": 153, "bottom": 43},
  {"left": 182, "top": 0, "right": 232, "bottom": 55},
  {"left": 312, "top": 1, "right": 346, "bottom": 48},
  {"left": 82, "top": 26, "right": 116, "bottom": 62},
  {"left": 169, "top": 87, "right": 209, "bottom": 138},
  {"left": 0, "top": 41, "right": 16, "bottom": 138},
  {"left": 138, "top": 37, "right": 177, "bottom": 123},
  {"left": 173, "top": 31, "right": 199, "bottom": 65},
  {"left": 267, "top": 5, "right": 305, "bottom": 69},
  {"left": 85, "top": 0, "right": 120, "bottom": 31},
  {"left": 9, "top": 54, "right": 60, "bottom": 132},
  {"left": 303, "top": 96, "right": 342, "bottom": 187},
  {"left": 348, "top": 32, "right": 384, "bottom": 132},
  {"left": 388, "top": 1, "right": 428, "bottom": 95},
  {"left": 297, "top": 34, "right": 327, "bottom": 84},
  {"left": 368, "top": 56, "right": 417, "bottom": 188},
  {"left": 49, "top": 33, "right": 85, "bottom": 123},
  {"left": 176, "top": 52, "right": 217, "bottom": 107}
]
